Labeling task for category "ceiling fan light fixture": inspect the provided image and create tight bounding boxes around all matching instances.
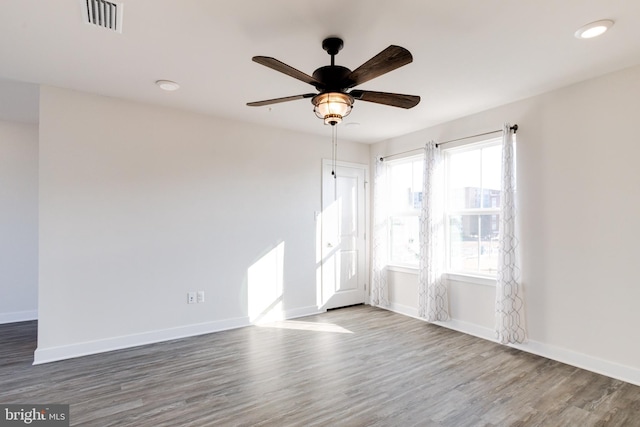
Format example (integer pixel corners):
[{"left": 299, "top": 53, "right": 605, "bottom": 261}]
[
  {"left": 312, "top": 92, "right": 354, "bottom": 125},
  {"left": 574, "top": 19, "right": 614, "bottom": 39}
]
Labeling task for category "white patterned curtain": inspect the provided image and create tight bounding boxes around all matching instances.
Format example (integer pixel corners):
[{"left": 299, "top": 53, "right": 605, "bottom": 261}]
[
  {"left": 418, "top": 141, "right": 449, "bottom": 321},
  {"left": 495, "top": 124, "right": 526, "bottom": 344},
  {"left": 371, "top": 158, "right": 389, "bottom": 306}
]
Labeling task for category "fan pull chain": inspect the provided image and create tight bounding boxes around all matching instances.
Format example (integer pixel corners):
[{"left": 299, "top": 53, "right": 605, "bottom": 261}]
[{"left": 331, "top": 124, "right": 338, "bottom": 179}]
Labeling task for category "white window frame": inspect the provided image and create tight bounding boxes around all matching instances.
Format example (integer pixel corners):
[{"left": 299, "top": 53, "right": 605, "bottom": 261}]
[{"left": 443, "top": 138, "right": 501, "bottom": 281}]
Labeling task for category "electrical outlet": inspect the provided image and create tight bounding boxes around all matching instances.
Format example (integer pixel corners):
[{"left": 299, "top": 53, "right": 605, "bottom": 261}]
[
  {"left": 197, "top": 291, "right": 205, "bottom": 303},
  {"left": 187, "top": 291, "right": 196, "bottom": 304}
]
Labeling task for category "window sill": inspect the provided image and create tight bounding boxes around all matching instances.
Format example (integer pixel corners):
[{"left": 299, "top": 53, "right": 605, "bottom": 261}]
[
  {"left": 385, "top": 266, "right": 496, "bottom": 287},
  {"left": 387, "top": 264, "right": 419, "bottom": 275},
  {"left": 445, "top": 272, "right": 496, "bottom": 287}
]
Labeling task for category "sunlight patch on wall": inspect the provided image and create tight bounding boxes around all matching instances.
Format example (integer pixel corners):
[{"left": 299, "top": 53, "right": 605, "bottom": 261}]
[{"left": 248, "top": 241, "right": 285, "bottom": 323}]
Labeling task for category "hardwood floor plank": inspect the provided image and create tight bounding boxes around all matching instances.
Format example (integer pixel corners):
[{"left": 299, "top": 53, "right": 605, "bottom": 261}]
[{"left": 1, "top": 306, "right": 639, "bottom": 426}]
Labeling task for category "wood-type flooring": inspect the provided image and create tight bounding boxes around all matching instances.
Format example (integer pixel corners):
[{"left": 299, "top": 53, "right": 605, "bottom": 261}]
[{"left": 1, "top": 305, "right": 639, "bottom": 426}]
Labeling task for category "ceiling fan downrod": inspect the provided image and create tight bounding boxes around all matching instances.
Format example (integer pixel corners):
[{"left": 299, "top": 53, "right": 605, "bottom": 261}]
[{"left": 322, "top": 37, "right": 343, "bottom": 67}]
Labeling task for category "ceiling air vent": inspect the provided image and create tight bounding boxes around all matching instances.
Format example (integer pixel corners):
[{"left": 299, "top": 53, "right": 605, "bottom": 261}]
[{"left": 84, "top": 0, "right": 123, "bottom": 33}]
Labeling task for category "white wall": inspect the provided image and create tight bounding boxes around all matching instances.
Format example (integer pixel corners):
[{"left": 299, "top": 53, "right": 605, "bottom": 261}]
[
  {"left": 0, "top": 120, "right": 38, "bottom": 324},
  {"left": 36, "top": 86, "right": 369, "bottom": 363},
  {"left": 372, "top": 64, "right": 640, "bottom": 385}
]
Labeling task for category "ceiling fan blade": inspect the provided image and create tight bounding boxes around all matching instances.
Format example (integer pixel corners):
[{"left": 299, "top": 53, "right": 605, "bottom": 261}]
[
  {"left": 247, "top": 93, "right": 316, "bottom": 107},
  {"left": 343, "top": 46, "right": 413, "bottom": 89},
  {"left": 252, "top": 56, "right": 323, "bottom": 88},
  {"left": 350, "top": 90, "right": 420, "bottom": 109}
]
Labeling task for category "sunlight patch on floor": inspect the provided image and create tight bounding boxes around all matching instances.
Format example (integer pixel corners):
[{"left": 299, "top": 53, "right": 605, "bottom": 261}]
[{"left": 257, "top": 320, "right": 353, "bottom": 334}]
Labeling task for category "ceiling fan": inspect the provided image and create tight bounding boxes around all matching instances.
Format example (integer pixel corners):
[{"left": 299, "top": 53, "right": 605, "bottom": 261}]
[{"left": 247, "top": 37, "right": 420, "bottom": 125}]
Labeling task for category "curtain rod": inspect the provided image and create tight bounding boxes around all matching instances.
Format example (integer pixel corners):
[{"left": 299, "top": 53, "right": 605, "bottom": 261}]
[
  {"left": 435, "top": 124, "right": 518, "bottom": 148},
  {"left": 379, "top": 124, "right": 518, "bottom": 161}
]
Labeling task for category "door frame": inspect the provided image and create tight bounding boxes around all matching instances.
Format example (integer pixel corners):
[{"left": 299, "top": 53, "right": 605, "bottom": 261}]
[{"left": 320, "top": 159, "right": 370, "bottom": 308}]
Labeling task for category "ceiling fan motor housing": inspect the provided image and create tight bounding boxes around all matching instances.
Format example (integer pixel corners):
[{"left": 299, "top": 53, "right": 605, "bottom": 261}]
[{"left": 312, "top": 66, "right": 352, "bottom": 92}]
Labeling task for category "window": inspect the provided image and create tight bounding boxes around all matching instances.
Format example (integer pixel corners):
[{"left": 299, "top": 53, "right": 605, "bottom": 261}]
[
  {"left": 382, "top": 139, "right": 503, "bottom": 278},
  {"left": 386, "top": 156, "right": 423, "bottom": 267},
  {"left": 444, "top": 140, "right": 501, "bottom": 277}
]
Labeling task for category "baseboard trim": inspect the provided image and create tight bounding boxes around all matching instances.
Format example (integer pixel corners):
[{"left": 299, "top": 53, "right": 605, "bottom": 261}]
[
  {"left": 252, "top": 305, "right": 326, "bottom": 324},
  {"left": 0, "top": 310, "right": 38, "bottom": 324},
  {"left": 385, "top": 301, "right": 419, "bottom": 319},
  {"left": 34, "top": 316, "right": 251, "bottom": 365},
  {"left": 509, "top": 339, "right": 640, "bottom": 388},
  {"left": 33, "top": 305, "right": 328, "bottom": 365},
  {"left": 378, "top": 304, "right": 640, "bottom": 387},
  {"left": 433, "top": 318, "right": 495, "bottom": 342},
  {"left": 284, "top": 305, "right": 326, "bottom": 320}
]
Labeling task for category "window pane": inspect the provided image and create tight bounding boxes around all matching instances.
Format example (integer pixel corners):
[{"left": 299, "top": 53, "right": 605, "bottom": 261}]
[
  {"left": 386, "top": 158, "right": 423, "bottom": 267},
  {"left": 481, "top": 144, "right": 501, "bottom": 208},
  {"left": 389, "top": 162, "right": 413, "bottom": 212},
  {"left": 445, "top": 142, "right": 502, "bottom": 277},
  {"left": 449, "top": 214, "right": 500, "bottom": 274},
  {"left": 449, "top": 215, "right": 479, "bottom": 271},
  {"left": 482, "top": 188, "right": 501, "bottom": 209},
  {"left": 412, "top": 159, "right": 423, "bottom": 210},
  {"left": 479, "top": 214, "right": 500, "bottom": 274},
  {"left": 388, "top": 159, "right": 423, "bottom": 212},
  {"left": 389, "top": 216, "right": 419, "bottom": 265},
  {"left": 448, "top": 150, "right": 481, "bottom": 209}
]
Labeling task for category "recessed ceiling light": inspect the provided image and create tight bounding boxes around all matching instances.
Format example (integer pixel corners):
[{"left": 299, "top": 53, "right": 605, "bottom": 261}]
[
  {"left": 155, "top": 80, "right": 180, "bottom": 91},
  {"left": 575, "top": 19, "right": 614, "bottom": 39}
]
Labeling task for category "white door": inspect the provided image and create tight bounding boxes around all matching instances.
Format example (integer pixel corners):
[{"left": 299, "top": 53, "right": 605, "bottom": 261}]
[{"left": 321, "top": 160, "right": 367, "bottom": 309}]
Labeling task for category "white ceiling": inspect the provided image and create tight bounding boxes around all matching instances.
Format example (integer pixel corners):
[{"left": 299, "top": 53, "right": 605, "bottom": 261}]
[{"left": 1, "top": 0, "right": 640, "bottom": 143}]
